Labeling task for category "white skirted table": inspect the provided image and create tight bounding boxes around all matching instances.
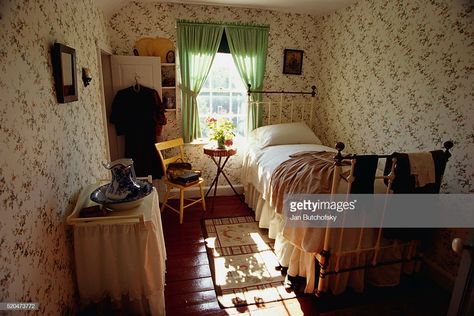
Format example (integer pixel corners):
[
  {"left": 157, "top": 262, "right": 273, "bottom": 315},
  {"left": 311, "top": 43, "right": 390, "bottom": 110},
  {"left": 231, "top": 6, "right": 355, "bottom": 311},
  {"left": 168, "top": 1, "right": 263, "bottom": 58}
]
[{"left": 67, "top": 181, "right": 166, "bottom": 316}]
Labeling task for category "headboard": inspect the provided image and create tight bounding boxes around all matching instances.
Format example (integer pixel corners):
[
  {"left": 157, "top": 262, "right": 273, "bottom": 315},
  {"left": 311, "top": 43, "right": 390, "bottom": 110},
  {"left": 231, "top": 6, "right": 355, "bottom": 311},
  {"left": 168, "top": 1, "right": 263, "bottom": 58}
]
[{"left": 247, "top": 84, "right": 317, "bottom": 127}]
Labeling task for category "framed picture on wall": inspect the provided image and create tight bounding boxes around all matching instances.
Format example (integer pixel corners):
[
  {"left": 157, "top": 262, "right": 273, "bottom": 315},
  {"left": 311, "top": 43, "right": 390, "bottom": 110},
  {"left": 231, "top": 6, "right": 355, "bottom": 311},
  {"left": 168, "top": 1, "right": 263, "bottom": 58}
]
[
  {"left": 162, "top": 90, "right": 176, "bottom": 110},
  {"left": 161, "top": 66, "right": 175, "bottom": 87},
  {"left": 283, "top": 49, "right": 303, "bottom": 75},
  {"left": 51, "top": 43, "right": 78, "bottom": 103}
]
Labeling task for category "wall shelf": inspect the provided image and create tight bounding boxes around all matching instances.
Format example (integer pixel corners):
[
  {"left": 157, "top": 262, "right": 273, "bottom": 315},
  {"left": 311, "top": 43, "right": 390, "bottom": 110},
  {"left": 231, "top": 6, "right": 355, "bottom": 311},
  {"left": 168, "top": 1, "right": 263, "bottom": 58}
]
[{"left": 161, "top": 63, "right": 176, "bottom": 110}]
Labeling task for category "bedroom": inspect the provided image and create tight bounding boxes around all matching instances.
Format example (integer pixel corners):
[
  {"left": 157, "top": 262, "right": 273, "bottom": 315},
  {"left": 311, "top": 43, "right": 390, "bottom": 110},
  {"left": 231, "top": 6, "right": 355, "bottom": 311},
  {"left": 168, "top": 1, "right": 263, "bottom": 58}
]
[{"left": 0, "top": 0, "right": 473, "bottom": 315}]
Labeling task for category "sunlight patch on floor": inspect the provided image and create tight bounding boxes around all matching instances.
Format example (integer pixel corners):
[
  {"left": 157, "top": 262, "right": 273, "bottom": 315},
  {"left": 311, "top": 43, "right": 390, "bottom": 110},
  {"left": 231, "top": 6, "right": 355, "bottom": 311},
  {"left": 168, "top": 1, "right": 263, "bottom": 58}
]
[
  {"left": 204, "top": 217, "right": 299, "bottom": 308},
  {"left": 250, "top": 232, "right": 271, "bottom": 251}
]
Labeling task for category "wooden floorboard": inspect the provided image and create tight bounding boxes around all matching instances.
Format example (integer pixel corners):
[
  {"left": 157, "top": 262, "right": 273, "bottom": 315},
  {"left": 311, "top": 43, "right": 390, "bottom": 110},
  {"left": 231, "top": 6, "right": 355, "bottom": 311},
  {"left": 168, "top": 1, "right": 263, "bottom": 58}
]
[
  {"left": 165, "top": 241, "right": 207, "bottom": 256},
  {"left": 162, "top": 195, "right": 451, "bottom": 316},
  {"left": 165, "top": 289, "right": 217, "bottom": 309}
]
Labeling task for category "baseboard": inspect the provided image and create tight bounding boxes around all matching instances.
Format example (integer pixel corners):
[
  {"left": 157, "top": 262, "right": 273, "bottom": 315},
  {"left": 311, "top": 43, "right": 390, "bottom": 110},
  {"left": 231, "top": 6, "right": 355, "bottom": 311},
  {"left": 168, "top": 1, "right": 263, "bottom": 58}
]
[
  {"left": 200, "top": 184, "right": 244, "bottom": 197},
  {"left": 179, "top": 184, "right": 244, "bottom": 198}
]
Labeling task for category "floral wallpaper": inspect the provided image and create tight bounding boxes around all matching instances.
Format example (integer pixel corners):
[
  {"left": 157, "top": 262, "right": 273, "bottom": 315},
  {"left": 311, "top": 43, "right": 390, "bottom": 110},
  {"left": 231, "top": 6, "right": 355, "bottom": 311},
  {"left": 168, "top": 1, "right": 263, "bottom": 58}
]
[
  {"left": 108, "top": 1, "right": 321, "bottom": 187},
  {"left": 313, "top": 0, "right": 473, "bottom": 281},
  {"left": 314, "top": 0, "right": 473, "bottom": 194},
  {"left": 0, "top": 0, "right": 110, "bottom": 314}
]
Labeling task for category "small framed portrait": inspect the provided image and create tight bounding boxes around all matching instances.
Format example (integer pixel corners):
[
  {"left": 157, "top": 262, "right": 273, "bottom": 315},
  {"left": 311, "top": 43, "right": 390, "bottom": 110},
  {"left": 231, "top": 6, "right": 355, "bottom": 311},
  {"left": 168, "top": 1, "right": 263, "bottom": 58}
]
[
  {"left": 162, "top": 90, "right": 176, "bottom": 110},
  {"left": 166, "top": 50, "right": 175, "bottom": 63},
  {"left": 283, "top": 49, "right": 303, "bottom": 75},
  {"left": 161, "top": 66, "right": 175, "bottom": 86}
]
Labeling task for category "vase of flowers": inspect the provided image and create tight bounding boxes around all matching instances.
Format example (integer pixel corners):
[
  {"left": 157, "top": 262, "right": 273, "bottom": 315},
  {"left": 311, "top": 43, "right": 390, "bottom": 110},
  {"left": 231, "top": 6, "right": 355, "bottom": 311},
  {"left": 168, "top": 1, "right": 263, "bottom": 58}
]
[{"left": 206, "top": 117, "right": 235, "bottom": 149}]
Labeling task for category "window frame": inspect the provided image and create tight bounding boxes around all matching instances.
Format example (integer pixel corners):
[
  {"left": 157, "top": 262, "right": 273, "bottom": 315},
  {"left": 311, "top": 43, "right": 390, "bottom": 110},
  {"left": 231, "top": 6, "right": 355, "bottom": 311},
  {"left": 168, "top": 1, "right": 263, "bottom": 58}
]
[{"left": 197, "top": 52, "right": 247, "bottom": 139}]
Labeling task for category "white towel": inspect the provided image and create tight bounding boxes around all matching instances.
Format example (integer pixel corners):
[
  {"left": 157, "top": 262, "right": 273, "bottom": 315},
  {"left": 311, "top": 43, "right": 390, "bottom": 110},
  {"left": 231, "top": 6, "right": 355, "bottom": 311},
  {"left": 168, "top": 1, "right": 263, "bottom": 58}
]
[{"left": 407, "top": 152, "right": 436, "bottom": 188}]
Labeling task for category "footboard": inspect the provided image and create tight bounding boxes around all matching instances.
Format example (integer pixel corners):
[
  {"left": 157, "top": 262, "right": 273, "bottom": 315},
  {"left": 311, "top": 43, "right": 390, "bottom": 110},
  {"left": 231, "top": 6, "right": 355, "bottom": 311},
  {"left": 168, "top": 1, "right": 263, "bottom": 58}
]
[{"left": 315, "top": 141, "right": 454, "bottom": 296}]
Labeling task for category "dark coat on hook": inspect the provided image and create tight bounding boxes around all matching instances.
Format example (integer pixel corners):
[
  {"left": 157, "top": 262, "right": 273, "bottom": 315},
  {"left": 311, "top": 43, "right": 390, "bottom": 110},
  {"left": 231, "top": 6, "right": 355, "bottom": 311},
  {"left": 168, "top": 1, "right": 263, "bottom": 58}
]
[{"left": 110, "top": 85, "right": 167, "bottom": 179}]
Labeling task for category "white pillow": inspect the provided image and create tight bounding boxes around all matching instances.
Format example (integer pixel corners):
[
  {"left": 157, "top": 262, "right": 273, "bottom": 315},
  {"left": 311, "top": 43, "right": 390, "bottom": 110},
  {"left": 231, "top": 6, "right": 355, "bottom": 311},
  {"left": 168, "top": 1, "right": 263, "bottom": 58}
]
[{"left": 250, "top": 122, "right": 322, "bottom": 147}]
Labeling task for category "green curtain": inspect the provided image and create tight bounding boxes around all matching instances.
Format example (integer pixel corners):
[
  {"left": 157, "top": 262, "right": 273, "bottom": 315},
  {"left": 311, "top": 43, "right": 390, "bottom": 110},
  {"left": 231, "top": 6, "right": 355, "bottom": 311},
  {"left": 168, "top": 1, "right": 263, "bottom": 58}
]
[
  {"left": 177, "top": 22, "right": 224, "bottom": 142},
  {"left": 225, "top": 25, "right": 269, "bottom": 131}
]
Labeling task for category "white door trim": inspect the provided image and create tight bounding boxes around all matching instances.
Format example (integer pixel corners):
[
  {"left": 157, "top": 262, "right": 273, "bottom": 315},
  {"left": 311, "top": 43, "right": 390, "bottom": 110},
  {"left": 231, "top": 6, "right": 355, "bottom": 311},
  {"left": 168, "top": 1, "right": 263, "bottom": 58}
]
[{"left": 97, "top": 45, "right": 113, "bottom": 162}]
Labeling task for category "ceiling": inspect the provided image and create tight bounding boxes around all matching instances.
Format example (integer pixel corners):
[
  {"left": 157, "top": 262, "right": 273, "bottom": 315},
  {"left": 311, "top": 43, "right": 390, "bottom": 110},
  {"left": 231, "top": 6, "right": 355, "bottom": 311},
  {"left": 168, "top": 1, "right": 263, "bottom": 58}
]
[{"left": 95, "top": 0, "right": 358, "bottom": 17}]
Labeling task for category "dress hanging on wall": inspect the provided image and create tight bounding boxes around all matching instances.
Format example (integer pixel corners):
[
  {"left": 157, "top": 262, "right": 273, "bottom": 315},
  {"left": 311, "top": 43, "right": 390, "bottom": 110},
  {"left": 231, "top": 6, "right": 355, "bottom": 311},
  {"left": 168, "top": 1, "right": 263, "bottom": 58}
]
[{"left": 110, "top": 85, "right": 167, "bottom": 179}]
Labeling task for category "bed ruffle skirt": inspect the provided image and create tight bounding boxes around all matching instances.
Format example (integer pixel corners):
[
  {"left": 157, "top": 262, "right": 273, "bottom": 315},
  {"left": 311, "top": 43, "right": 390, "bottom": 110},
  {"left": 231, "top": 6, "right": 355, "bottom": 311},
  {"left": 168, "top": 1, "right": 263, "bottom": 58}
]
[{"left": 243, "top": 183, "right": 418, "bottom": 295}]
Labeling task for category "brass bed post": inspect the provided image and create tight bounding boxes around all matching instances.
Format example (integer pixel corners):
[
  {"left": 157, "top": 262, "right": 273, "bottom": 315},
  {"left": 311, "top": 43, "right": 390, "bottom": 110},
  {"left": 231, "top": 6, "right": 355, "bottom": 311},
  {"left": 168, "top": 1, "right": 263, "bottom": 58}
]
[
  {"left": 443, "top": 140, "right": 454, "bottom": 158},
  {"left": 316, "top": 142, "right": 345, "bottom": 297},
  {"left": 310, "top": 86, "right": 316, "bottom": 127},
  {"left": 372, "top": 155, "right": 396, "bottom": 266},
  {"left": 333, "top": 157, "right": 357, "bottom": 281},
  {"left": 247, "top": 84, "right": 252, "bottom": 128},
  {"left": 279, "top": 93, "right": 283, "bottom": 124},
  {"left": 247, "top": 84, "right": 251, "bottom": 103}
]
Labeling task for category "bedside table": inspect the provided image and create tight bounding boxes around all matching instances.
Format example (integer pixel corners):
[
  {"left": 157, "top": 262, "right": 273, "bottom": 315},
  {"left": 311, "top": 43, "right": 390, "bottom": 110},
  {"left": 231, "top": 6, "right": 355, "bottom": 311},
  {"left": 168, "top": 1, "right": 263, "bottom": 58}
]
[{"left": 203, "top": 146, "right": 243, "bottom": 203}]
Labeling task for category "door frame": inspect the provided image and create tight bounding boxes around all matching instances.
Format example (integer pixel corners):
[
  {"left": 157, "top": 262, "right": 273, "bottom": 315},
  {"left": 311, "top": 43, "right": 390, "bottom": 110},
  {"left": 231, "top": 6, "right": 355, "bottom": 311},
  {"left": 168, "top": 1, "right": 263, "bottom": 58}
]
[{"left": 96, "top": 42, "right": 113, "bottom": 162}]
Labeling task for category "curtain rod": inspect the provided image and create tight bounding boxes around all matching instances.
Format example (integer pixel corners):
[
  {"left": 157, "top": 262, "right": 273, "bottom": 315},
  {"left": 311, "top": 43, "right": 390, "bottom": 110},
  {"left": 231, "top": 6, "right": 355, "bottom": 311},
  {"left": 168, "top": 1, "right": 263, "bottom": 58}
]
[{"left": 176, "top": 20, "right": 270, "bottom": 30}]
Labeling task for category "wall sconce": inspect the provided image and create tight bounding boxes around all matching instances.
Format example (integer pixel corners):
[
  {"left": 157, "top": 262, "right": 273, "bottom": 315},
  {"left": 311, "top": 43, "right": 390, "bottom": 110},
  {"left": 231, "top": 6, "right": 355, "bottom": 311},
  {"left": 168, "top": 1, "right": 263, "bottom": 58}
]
[{"left": 82, "top": 68, "right": 92, "bottom": 87}]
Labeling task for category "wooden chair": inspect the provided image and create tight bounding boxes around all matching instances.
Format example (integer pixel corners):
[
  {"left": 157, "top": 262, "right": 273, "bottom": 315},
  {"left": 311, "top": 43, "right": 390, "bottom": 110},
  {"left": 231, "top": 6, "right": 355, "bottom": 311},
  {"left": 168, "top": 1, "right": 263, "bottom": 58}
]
[{"left": 155, "top": 138, "right": 206, "bottom": 223}]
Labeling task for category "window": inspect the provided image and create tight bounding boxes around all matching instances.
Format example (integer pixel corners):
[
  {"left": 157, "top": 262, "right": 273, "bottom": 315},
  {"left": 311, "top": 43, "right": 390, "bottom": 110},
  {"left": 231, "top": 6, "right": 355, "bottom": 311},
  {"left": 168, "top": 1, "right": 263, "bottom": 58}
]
[{"left": 198, "top": 53, "right": 247, "bottom": 138}]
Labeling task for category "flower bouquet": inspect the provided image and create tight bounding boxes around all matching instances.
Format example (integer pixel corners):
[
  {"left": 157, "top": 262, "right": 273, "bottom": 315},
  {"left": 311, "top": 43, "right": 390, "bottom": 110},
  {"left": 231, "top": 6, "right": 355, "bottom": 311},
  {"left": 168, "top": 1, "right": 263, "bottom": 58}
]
[{"left": 206, "top": 117, "right": 236, "bottom": 149}]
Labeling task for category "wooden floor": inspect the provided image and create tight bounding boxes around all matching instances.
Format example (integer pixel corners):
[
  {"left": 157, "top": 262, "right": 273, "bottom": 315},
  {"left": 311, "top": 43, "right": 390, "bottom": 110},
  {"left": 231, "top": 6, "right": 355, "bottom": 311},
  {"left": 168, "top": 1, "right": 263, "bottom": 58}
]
[{"left": 162, "top": 195, "right": 451, "bottom": 316}]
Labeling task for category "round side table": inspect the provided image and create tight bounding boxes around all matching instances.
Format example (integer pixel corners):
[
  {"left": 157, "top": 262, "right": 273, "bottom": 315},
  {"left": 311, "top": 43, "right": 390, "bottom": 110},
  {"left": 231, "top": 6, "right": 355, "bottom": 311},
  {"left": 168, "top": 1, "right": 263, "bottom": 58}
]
[{"left": 203, "top": 146, "right": 243, "bottom": 203}]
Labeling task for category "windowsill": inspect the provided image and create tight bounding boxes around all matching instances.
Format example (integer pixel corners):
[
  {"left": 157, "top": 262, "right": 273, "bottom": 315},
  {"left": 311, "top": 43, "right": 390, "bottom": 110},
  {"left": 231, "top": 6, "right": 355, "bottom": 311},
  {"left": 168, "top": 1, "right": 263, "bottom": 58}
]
[
  {"left": 185, "top": 137, "right": 250, "bottom": 156},
  {"left": 188, "top": 136, "right": 247, "bottom": 147},
  {"left": 188, "top": 138, "right": 211, "bottom": 146}
]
